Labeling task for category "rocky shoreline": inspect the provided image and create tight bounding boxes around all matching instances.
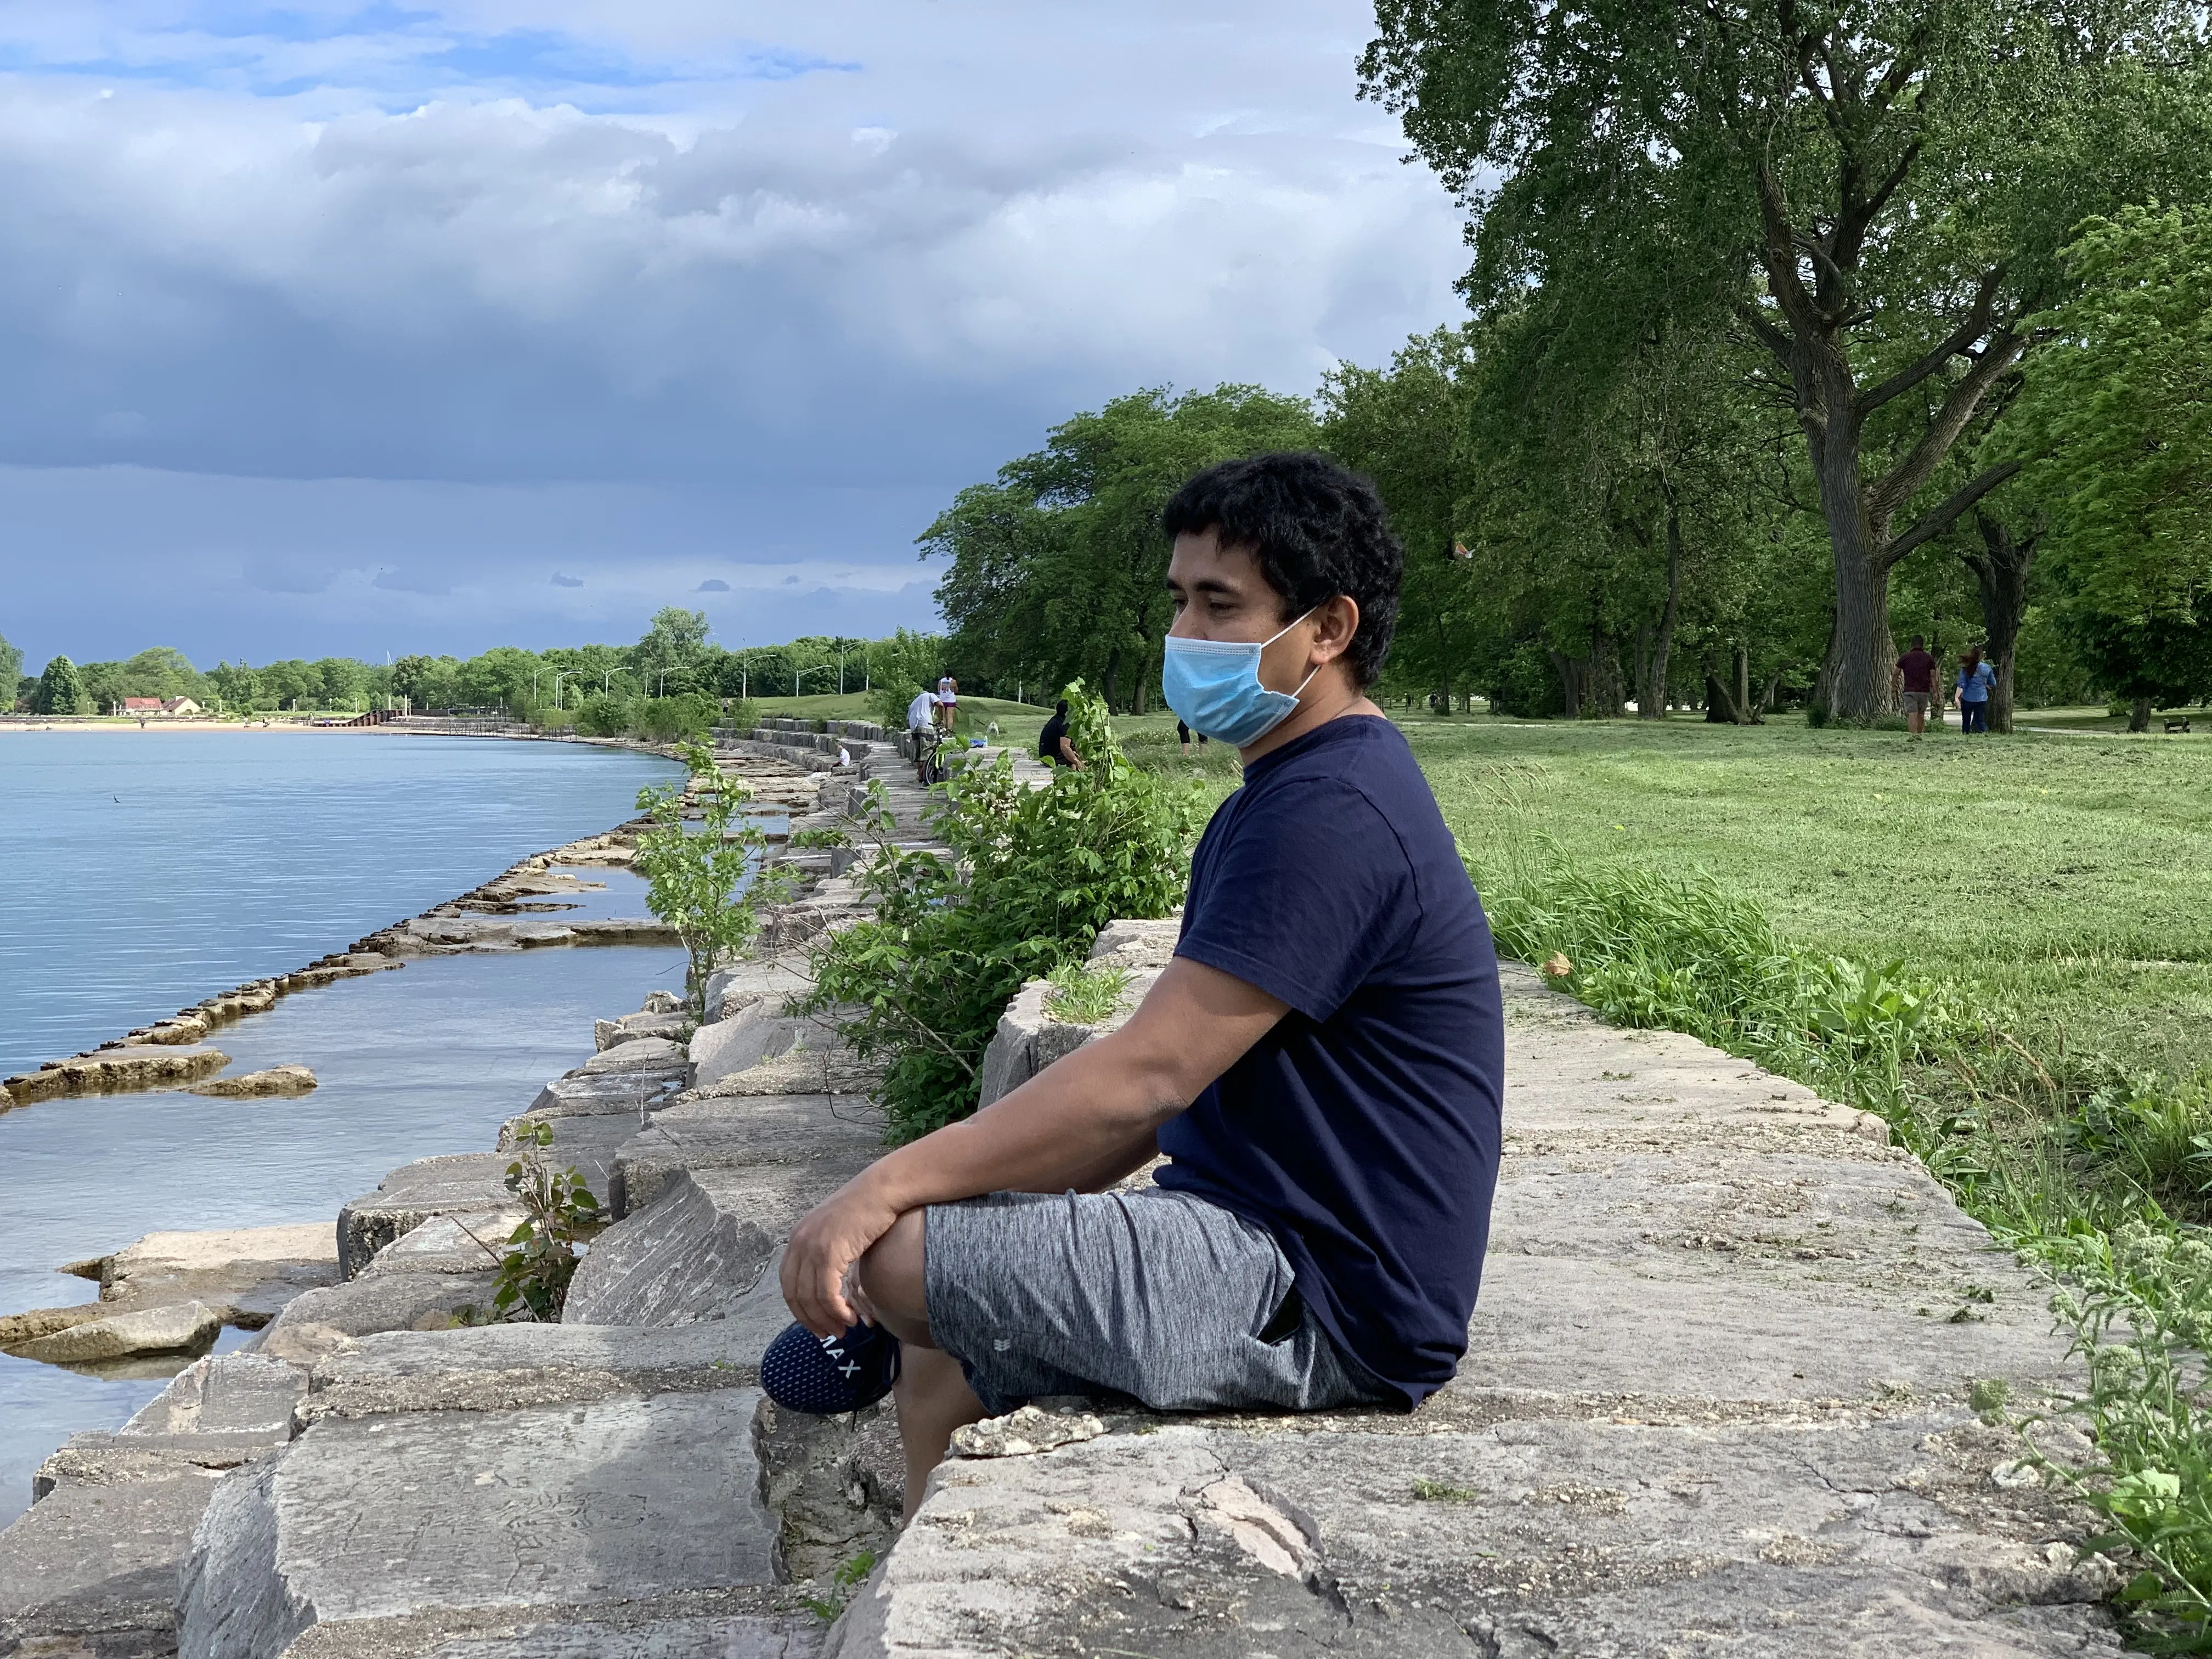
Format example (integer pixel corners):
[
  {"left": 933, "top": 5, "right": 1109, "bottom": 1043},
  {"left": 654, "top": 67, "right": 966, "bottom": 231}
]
[{"left": 0, "top": 741, "right": 2124, "bottom": 1658}]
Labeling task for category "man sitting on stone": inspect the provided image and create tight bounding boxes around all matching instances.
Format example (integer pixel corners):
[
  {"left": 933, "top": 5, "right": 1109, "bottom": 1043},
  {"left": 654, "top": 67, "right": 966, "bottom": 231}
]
[{"left": 778, "top": 452, "right": 1505, "bottom": 1519}]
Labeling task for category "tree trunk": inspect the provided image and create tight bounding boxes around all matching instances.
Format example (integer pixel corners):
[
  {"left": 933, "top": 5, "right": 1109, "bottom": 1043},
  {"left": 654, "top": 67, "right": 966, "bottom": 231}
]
[
  {"left": 1589, "top": 634, "right": 1626, "bottom": 718},
  {"left": 1703, "top": 651, "right": 1744, "bottom": 723},
  {"left": 2130, "top": 696, "right": 2153, "bottom": 733},
  {"left": 1734, "top": 646, "right": 1751, "bottom": 724},
  {"left": 1640, "top": 499, "right": 1683, "bottom": 719},
  {"left": 1548, "top": 650, "right": 1584, "bottom": 718},
  {"left": 1961, "top": 512, "right": 2035, "bottom": 735}
]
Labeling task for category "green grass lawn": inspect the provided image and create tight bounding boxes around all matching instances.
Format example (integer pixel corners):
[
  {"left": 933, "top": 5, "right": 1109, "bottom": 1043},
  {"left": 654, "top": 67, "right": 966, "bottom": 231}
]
[
  {"left": 1104, "top": 703, "right": 2212, "bottom": 1087},
  {"left": 1402, "top": 712, "right": 2212, "bottom": 1085}
]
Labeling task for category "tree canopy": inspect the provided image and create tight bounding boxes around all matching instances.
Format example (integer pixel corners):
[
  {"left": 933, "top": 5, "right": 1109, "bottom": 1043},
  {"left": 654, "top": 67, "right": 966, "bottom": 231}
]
[{"left": 1358, "top": 0, "right": 2212, "bottom": 718}]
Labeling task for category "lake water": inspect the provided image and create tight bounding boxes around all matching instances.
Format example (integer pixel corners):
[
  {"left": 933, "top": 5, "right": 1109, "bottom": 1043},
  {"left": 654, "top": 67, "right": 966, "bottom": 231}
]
[{"left": 0, "top": 730, "right": 685, "bottom": 1522}]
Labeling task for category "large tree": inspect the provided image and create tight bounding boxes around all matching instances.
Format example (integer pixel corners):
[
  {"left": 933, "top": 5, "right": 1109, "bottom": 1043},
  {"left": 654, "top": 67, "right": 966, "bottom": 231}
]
[
  {"left": 32, "top": 654, "right": 89, "bottom": 715},
  {"left": 1360, "top": 0, "right": 2211, "bottom": 719}
]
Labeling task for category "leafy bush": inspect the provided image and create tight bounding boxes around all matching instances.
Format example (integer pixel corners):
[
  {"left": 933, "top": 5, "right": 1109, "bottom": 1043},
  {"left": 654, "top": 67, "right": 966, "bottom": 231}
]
[
  {"left": 795, "top": 683, "right": 1199, "bottom": 1141},
  {"left": 633, "top": 743, "right": 799, "bottom": 1014}
]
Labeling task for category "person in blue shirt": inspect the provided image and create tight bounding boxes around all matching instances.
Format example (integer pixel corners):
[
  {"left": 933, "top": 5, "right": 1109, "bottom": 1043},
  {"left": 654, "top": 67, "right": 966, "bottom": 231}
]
[
  {"left": 777, "top": 452, "right": 1505, "bottom": 1518},
  {"left": 1956, "top": 646, "right": 1996, "bottom": 733}
]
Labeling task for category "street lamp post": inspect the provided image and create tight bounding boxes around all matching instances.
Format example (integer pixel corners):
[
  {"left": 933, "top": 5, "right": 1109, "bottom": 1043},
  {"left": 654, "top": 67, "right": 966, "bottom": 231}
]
[{"left": 552, "top": 671, "right": 567, "bottom": 710}]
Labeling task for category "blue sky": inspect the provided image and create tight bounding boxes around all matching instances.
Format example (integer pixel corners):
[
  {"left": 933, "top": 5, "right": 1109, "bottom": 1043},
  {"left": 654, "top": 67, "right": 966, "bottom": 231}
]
[{"left": 0, "top": 1, "right": 1467, "bottom": 669}]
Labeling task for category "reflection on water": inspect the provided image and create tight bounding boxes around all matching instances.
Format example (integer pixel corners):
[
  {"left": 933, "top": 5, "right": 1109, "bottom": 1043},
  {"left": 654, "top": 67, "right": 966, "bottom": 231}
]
[{"left": 0, "top": 912, "right": 685, "bottom": 1523}]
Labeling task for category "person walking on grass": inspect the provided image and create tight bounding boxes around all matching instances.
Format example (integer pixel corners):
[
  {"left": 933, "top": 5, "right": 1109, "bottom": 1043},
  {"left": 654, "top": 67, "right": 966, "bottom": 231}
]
[
  {"left": 1036, "top": 699, "right": 1082, "bottom": 769},
  {"left": 1956, "top": 646, "right": 1995, "bottom": 735},
  {"left": 1177, "top": 717, "right": 1209, "bottom": 759},
  {"left": 1896, "top": 635, "right": 1937, "bottom": 735},
  {"left": 768, "top": 452, "right": 1505, "bottom": 1521},
  {"left": 935, "top": 673, "right": 958, "bottom": 732}
]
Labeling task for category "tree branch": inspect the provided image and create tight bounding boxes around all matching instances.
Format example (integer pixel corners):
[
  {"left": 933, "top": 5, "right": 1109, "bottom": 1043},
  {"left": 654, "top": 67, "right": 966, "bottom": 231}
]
[
  {"left": 1878, "top": 461, "right": 2022, "bottom": 569},
  {"left": 1855, "top": 267, "right": 2008, "bottom": 417},
  {"left": 1867, "top": 329, "right": 2027, "bottom": 531}
]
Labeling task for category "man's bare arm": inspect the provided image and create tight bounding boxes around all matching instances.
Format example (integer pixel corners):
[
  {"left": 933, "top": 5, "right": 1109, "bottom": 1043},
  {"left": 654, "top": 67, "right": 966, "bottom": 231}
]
[{"left": 779, "top": 956, "right": 1286, "bottom": 1335}]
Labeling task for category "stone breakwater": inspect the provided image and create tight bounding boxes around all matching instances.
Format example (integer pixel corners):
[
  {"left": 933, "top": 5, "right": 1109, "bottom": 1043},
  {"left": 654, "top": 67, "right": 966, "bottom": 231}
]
[
  {"left": 0, "top": 746, "right": 2124, "bottom": 1659},
  {"left": 0, "top": 744, "right": 830, "bottom": 1115}
]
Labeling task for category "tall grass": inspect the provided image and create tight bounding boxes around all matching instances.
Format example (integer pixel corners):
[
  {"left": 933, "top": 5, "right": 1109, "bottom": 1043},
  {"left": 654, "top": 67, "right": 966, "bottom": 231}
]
[{"left": 1469, "top": 824, "right": 2212, "bottom": 1645}]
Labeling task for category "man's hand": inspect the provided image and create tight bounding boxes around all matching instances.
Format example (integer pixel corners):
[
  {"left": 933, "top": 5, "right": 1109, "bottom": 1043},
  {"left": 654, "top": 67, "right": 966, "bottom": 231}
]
[
  {"left": 781, "top": 1176, "right": 901, "bottom": 1337},
  {"left": 776, "top": 957, "right": 1288, "bottom": 1334}
]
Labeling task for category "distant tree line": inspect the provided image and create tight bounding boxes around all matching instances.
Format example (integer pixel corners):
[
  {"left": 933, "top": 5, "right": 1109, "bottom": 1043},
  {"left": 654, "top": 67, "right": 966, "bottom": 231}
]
[{"left": 2, "top": 613, "right": 961, "bottom": 723}]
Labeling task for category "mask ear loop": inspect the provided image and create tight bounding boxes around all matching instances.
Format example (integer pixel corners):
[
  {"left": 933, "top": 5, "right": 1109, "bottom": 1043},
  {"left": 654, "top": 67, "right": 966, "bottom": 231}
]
[{"left": 1266, "top": 607, "right": 1327, "bottom": 703}]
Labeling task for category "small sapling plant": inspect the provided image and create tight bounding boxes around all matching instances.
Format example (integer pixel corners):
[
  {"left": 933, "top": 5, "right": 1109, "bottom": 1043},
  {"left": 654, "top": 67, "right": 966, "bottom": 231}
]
[{"left": 489, "top": 1121, "right": 602, "bottom": 1322}]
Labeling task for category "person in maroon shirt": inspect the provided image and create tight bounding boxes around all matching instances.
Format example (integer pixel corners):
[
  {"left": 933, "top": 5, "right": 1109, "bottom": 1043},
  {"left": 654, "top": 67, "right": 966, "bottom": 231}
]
[{"left": 1896, "top": 636, "right": 1938, "bottom": 734}]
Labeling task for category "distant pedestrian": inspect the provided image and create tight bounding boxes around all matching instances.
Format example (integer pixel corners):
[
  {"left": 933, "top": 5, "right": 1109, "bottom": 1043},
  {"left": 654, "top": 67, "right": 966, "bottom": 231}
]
[
  {"left": 1177, "top": 718, "right": 1209, "bottom": 758},
  {"left": 1037, "top": 699, "right": 1082, "bottom": 769},
  {"left": 906, "top": 687, "right": 937, "bottom": 783},
  {"left": 1895, "top": 635, "right": 1937, "bottom": 735},
  {"left": 1956, "top": 647, "right": 1995, "bottom": 734},
  {"left": 936, "top": 673, "right": 958, "bottom": 732}
]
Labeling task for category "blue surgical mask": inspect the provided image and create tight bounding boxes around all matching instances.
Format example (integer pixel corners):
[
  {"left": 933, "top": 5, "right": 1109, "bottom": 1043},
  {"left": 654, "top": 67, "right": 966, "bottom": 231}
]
[{"left": 1161, "top": 610, "right": 1319, "bottom": 747}]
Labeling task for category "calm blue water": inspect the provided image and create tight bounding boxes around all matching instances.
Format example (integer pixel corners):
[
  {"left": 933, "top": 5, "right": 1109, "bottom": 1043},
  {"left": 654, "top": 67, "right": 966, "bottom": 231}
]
[
  {"left": 0, "top": 731, "right": 676, "bottom": 1079},
  {"left": 0, "top": 730, "right": 686, "bottom": 1521}
]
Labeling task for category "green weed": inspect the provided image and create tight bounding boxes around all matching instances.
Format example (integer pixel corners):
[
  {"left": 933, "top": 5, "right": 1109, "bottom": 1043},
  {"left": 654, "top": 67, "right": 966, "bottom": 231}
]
[{"left": 1043, "top": 960, "right": 1132, "bottom": 1025}]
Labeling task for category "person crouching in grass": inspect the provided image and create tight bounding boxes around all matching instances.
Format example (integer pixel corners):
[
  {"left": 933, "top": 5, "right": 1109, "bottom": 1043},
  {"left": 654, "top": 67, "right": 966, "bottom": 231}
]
[{"left": 777, "top": 452, "right": 1505, "bottom": 1518}]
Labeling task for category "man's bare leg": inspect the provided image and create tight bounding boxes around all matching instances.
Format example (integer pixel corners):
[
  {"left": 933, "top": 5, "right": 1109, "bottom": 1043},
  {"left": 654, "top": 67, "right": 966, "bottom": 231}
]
[{"left": 855, "top": 1209, "right": 987, "bottom": 1522}]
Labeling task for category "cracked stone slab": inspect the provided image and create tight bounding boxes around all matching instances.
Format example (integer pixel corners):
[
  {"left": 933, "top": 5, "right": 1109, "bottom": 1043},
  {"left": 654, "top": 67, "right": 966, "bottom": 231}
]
[
  {"left": 611, "top": 1093, "right": 883, "bottom": 1216},
  {"left": 524, "top": 1069, "right": 683, "bottom": 1122},
  {"left": 337, "top": 1154, "right": 520, "bottom": 1279},
  {"left": 829, "top": 1411, "right": 2117, "bottom": 1658},
  {"left": 179, "top": 1392, "right": 776, "bottom": 1659},
  {"left": 301, "top": 1321, "right": 764, "bottom": 1420},
  {"left": 688, "top": 1002, "right": 808, "bottom": 1091},
  {"left": 565, "top": 1163, "right": 873, "bottom": 1330},
  {"left": 1, "top": 1429, "right": 289, "bottom": 1658}
]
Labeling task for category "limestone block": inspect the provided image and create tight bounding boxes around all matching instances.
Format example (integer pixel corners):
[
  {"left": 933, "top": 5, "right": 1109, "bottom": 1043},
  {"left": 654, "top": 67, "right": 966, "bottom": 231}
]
[
  {"left": 594, "top": 1012, "right": 690, "bottom": 1052},
  {"left": 255, "top": 1269, "right": 500, "bottom": 1344},
  {"left": 688, "top": 1002, "right": 805, "bottom": 1091},
  {"left": 89, "top": 1223, "right": 340, "bottom": 1327},
  {"left": 679, "top": 1040, "right": 884, "bottom": 1103},
  {"left": 611, "top": 1093, "right": 881, "bottom": 1216},
  {"left": 338, "top": 1153, "right": 518, "bottom": 1279},
  {"left": 526, "top": 1068, "right": 683, "bottom": 1120},
  {"left": 189, "top": 1064, "right": 317, "bottom": 1098},
  {"left": 0, "top": 1460, "right": 233, "bottom": 1656},
  {"left": 580, "top": 1036, "right": 688, "bottom": 1076},
  {"left": 419, "top": 1614, "right": 822, "bottom": 1657},
  {"left": 568, "top": 917, "right": 682, "bottom": 945},
  {"left": 973, "top": 955, "right": 1161, "bottom": 1111},
  {"left": 1086, "top": 916, "right": 1182, "bottom": 970},
  {"left": 122, "top": 1353, "right": 308, "bottom": 1437},
  {"left": 302, "top": 1322, "right": 767, "bottom": 1419},
  {"left": 4, "top": 1043, "right": 230, "bottom": 1104},
  {"left": 831, "top": 1411, "right": 2117, "bottom": 1658},
  {"left": 565, "top": 1168, "right": 855, "bottom": 1329},
  {"left": 0, "top": 1302, "right": 105, "bottom": 1347},
  {"left": 178, "top": 1392, "right": 777, "bottom": 1659},
  {"left": 361, "top": 1212, "right": 526, "bottom": 1277},
  {"left": 14, "top": 1300, "right": 224, "bottom": 1363}
]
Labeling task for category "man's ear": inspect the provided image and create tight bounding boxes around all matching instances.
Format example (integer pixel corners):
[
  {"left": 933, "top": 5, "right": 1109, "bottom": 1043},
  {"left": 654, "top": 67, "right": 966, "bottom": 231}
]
[{"left": 1310, "top": 595, "right": 1362, "bottom": 667}]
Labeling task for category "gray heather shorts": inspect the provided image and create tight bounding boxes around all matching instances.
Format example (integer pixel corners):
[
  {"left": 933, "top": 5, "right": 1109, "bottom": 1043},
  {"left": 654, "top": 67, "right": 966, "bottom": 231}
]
[{"left": 923, "top": 1186, "right": 1387, "bottom": 1418}]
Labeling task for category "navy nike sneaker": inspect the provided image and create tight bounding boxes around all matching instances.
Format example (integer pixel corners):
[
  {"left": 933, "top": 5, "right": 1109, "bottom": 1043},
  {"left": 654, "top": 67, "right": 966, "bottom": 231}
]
[{"left": 761, "top": 1318, "right": 901, "bottom": 1414}]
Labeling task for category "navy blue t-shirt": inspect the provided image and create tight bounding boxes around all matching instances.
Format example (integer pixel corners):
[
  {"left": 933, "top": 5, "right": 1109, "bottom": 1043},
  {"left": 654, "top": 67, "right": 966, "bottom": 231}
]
[{"left": 1155, "top": 714, "right": 1504, "bottom": 1408}]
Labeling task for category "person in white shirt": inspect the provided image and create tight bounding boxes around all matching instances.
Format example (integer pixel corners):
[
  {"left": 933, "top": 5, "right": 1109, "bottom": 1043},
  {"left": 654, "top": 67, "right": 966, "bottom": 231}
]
[
  {"left": 936, "top": 674, "right": 958, "bottom": 731},
  {"left": 906, "top": 688, "right": 938, "bottom": 783}
]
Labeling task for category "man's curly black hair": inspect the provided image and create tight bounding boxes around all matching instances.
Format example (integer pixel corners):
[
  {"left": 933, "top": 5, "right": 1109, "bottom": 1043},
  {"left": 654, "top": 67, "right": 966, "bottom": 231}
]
[{"left": 1160, "top": 452, "right": 1402, "bottom": 687}]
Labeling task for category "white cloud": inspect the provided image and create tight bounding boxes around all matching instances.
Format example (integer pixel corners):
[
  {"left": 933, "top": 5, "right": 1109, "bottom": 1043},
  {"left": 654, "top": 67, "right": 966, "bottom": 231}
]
[{"left": 0, "top": 1, "right": 1470, "bottom": 667}]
